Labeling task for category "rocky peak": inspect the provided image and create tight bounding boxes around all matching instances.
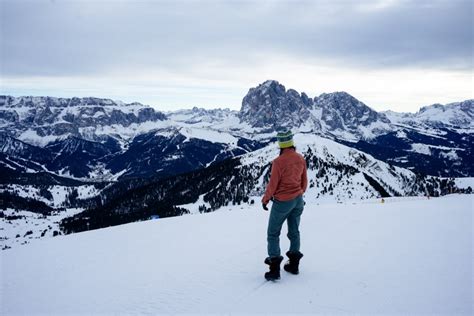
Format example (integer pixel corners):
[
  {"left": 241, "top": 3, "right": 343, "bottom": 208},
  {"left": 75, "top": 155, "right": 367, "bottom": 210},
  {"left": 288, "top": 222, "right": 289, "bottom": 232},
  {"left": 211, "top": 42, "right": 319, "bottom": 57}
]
[
  {"left": 0, "top": 96, "right": 145, "bottom": 108},
  {"left": 238, "top": 80, "right": 312, "bottom": 130},
  {"left": 314, "top": 92, "right": 390, "bottom": 131},
  {"left": 418, "top": 100, "right": 473, "bottom": 117},
  {"left": 418, "top": 103, "right": 445, "bottom": 114},
  {"left": 261, "top": 79, "right": 286, "bottom": 93},
  {"left": 0, "top": 95, "right": 167, "bottom": 144},
  {"left": 414, "top": 99, "right": 473, "bottom": 129}
]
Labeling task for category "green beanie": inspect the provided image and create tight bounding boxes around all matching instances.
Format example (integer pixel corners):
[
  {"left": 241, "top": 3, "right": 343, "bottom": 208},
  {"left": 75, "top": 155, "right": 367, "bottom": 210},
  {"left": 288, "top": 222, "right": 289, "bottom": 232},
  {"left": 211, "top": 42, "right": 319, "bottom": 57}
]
[{"left": 276, "top": 130, "right": 294, "bottom": 149}]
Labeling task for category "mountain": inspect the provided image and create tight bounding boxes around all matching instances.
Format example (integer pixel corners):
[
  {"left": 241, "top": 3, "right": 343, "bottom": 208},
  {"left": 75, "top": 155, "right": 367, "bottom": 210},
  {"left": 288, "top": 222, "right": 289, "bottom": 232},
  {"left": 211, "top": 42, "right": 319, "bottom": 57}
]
[
  {"left": 167, "top": 106, "right": 238, "bottom": 125},
  {"left": 240, "top": 81, "right": 472, "bottom": 177},
  {"left": 239, "top": 80, "right": 314, "bottom": 130},
  {"left": 238, "top": 80, "right": 392, "bottom": 139},
  {"left": 45, "top": 136, "right": 122, "bottom": 178},
  {"left": 2, "top": 84, "right": 472, "bottom": 178},
  {"left": 105, "top": 127, "right": 262, "bottom": 179},
  {"left": 0, "top": 133, "right": 52, "bottom": 172},
  {"left": 384, "top": 99, "right": 473, "bottom": 131},
  {"left": 314, "top": 91, "right": 391, "bottom": 139},
  {"left": 0, "top": 95, "right": 167, "bottom": 146},
  {"left": 0, "top": 95, "right": 267, "bottom": 180},
  {"left": 341, "top": 99, "right": 474, "bottom": 177},
  {"left": 1, "top": 82, "right": 473, "bottom": 247},
  {"left": 59, "top": 134, "right": 466, "bottom": 234}
]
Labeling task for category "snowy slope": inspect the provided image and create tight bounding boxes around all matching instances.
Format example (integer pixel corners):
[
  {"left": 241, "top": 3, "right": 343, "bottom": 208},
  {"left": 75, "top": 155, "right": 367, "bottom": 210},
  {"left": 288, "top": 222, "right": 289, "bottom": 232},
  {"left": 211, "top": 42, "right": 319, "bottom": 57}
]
[
  {"left": 239, "top": 133, "right": 448, "bottom": 203},
  {"left": 2, "top": 132, "right": 465, "bottom": 250},
  {"left": 0, "top": 184, "right": 103, "bottom": 249},
  {"left": 383, "top": 100, "right": 474, "bottom": 133},
  {"left": 1, "top": 194, "right": 472, "bottom": 315}
]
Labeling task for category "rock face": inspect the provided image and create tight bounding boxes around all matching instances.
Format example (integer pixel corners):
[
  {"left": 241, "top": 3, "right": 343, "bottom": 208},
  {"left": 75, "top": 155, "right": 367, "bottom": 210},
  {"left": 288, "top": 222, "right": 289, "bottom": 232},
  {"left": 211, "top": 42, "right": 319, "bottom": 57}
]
[
  {"left": 384, "top": 100, "right": 473, "bottom": 131},
  {"left": 239, "top": 80, "right": 391, "bottom": 137},
  {"left": 0, "top": 96, "right": 167, "bottom": 143},
  {"left": 315, "top": 92, "right": 390, "bottom": 131},
  {"left": 239, "top": 80, "right": 313, "bottom": 130},
  {"left": 0, "top": 134, "right": 52, "bottom": 167},
  {"left": 415, "top": 100, "right": 473, "bottom": 129}
]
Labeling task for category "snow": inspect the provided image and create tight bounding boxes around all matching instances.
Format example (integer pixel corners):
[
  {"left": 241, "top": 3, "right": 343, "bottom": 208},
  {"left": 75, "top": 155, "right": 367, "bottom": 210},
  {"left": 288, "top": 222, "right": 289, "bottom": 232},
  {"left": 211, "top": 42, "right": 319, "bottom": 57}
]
[
  {"left": 0, "top": 184, "right": 91, "bottom": 208},
  {"left": 357, "top": 120, "right": 391, "bottom": 139},
  {"left": 178, "top": 126, "right": 239, "bottom": 145},
  {"left": 410, "top": 143, "right": 432, "bottom": 155},
  {"left": 416, "top": 102, "right": 473, "bottom": 129},
  {"left": 439, "top": 149, "right": 459, "bottom": 160},
  {"left": 90, "top": 120, "right": 168, "bottom": 140},
  {"left": 0, "top": 184, "right": 102, "bottom": 249},
  {"left": 396, "top": 130, "right": 408, "bottom": 138},
  {"left": 455, "top": 177, "right": 474, "bottom": 190},
  {"left": 383, "top": 101, "right": 474, "bottom": 134},
  {"left": 17, "top": 130, "right": 62, "bottom": 147},
  {"left": 410, "top": 143, "right": 465, "bottom": 157},
  {"left": 0, "top": 207, "right": 84, "bottom": 249},
  {"left": 1, "top": 194, "right": 472, "bottom": 315},
  {"left": 240, "top": 133, "right": 418, "bottom": 199},
  {"left": 178, "top": 194, "right": 211, "bottom": 214}
]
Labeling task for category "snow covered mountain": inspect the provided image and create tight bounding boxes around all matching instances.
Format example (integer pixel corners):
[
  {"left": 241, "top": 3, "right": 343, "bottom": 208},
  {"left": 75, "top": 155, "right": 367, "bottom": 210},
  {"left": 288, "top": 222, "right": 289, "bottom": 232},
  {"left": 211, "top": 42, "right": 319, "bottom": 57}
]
[
  {"left": 0, "top": 95, "right": 267, "bottom": 180},
  {"left": 314, "top": 91, "right": 392, "bottom": 139},
  {"left": 1, "top": 82, "right": 472, "bottom": 179},
  {"left": 1, "top": 81, "right": 473, "bottom": 248},
  {"left": 237, "top": 81, "right": 473, "bottom": 177},
  {"left": 0, "top": 96, "right": 166, "bottom": 146},
  {"left": 238, "top": 80, "right": 392, "bottom": 139},
  {"left": 384, "top": 99, "right": 473, "bottom": 131},
  {"left": 239, "top": 80, "right": 314, "bottom": 130},
  {"left": 4, "top": 132, "right": 470, "bottom": 249},
  {"left": 58, "top": 133, "right": 467, "bottom": 235}
]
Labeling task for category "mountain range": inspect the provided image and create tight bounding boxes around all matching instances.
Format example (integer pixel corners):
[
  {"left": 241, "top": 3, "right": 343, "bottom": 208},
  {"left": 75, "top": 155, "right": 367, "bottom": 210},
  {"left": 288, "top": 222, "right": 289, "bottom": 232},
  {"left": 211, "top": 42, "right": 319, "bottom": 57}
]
[
  {"left": 1, "top": 80, "right": 472, "bottom": 180},
  {"left": 0, "top": 80, "right": 472, "bottom": 247}
]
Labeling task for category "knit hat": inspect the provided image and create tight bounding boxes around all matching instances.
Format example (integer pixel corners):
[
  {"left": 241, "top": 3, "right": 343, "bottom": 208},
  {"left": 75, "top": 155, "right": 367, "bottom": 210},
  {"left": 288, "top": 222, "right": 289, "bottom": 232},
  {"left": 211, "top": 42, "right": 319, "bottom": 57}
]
[{"left": 276, "top": 130, "right": 294, "bottom": 149}]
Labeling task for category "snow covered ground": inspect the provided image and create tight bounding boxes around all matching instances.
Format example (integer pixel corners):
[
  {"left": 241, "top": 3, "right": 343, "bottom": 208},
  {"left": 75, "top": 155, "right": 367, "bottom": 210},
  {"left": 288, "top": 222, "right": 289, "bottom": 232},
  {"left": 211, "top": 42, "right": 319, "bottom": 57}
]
[
  {"left": 1, "top": 194, "right": 472, "bottom": 315},
  {"left": 0, "top": 207, "right": 84, "bottom": 250},
  {"left": 0, "top": 184, "right": 102, "bottom": 250}
]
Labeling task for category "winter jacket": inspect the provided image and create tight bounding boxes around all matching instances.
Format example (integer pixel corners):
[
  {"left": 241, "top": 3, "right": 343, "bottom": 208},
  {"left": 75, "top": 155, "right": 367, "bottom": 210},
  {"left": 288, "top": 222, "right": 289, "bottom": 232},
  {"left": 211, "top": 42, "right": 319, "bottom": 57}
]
[{"left": 262, "top": 148, "right": 308, "bottom": 204}]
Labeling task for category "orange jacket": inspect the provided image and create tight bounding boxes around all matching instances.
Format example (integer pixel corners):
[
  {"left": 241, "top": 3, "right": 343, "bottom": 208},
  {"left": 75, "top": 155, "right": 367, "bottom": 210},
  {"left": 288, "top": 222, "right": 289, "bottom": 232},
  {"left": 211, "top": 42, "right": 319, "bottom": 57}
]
[{"left": 262, "top": 148, "right": 308, "bottom": 204}]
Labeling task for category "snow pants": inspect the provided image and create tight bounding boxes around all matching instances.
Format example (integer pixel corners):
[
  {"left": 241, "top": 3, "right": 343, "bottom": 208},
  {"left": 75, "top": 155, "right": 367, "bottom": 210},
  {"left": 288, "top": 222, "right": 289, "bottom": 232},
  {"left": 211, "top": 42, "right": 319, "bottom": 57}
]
[{"left": 267, "top": 195, "right": 304, "bottom": 258}]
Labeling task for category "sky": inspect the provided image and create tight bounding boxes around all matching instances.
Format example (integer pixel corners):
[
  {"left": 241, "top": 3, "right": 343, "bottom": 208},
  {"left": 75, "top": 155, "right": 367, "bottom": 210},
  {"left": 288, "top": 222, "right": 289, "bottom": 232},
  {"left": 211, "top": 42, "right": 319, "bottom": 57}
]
[{"left": 1, "top": 0, "right": 473, "bottom": 112}]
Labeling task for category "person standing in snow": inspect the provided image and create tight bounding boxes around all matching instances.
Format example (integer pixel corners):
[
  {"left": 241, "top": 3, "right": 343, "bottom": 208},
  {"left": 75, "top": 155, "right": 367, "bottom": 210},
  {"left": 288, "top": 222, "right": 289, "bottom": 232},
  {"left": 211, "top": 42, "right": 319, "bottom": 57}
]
[{"left": 262, "top": 130, "right": 308, "bottom": 281}]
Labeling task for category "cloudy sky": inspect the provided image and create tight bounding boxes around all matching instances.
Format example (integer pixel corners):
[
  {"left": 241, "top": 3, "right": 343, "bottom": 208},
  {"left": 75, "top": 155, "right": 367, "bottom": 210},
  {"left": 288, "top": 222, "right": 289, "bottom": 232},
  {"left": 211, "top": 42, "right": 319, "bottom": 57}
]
[{"left": 1, "top": 0, "right": 472, "bottom": 112}]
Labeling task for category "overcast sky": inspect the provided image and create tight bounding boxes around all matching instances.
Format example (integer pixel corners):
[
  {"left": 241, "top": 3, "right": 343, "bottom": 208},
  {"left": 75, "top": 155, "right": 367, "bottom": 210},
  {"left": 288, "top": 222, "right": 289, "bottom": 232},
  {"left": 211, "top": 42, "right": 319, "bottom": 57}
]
[{"left": 1, "top": 0, "right": 472, "bottom": 112}]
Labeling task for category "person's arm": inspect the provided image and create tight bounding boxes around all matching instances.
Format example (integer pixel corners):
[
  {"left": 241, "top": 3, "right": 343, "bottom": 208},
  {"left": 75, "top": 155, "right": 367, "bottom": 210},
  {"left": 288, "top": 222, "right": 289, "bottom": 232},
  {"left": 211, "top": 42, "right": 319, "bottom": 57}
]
[
  {"left": 262, "top": 161, "right": 281, "bottom": 205},
  {"left": 301, "top": 158, "right": 308, "bottom": 193}
]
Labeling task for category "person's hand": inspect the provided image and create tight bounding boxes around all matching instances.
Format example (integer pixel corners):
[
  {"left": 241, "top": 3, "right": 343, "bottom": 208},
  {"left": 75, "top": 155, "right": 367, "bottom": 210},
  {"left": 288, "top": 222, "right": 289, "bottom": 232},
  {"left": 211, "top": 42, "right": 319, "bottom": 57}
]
[{"left": 262, "top": 203, "right": 269, "bottom": 211}]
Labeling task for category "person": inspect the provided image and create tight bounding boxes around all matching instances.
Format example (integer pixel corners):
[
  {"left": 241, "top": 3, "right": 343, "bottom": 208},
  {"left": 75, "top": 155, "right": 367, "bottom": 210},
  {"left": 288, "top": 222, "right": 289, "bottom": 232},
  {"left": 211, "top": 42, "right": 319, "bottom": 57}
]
[{"left": 262, "top": 129, "right": 308, "bottom": 281}]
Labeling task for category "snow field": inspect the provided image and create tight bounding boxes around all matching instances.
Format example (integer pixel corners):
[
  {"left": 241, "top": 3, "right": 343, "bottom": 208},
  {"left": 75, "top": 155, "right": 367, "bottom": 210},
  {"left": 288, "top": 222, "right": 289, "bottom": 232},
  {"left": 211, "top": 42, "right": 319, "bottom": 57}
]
[
  {"left": 1, "top": 208, "right": 85, "bottom": 249},
  {"left": 1, "top": 194, "right": 472, "bottom": 315},
  {"left": 0, "top": 184, "right": 100, "bottom": 249}
]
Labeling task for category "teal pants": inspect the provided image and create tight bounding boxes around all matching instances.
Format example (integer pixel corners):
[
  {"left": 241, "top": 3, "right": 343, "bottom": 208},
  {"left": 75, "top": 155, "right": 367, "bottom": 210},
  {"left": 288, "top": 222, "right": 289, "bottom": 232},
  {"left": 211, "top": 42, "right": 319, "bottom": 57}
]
[{"left": 267, "top": 195, "right": 304, "bottom": 258}]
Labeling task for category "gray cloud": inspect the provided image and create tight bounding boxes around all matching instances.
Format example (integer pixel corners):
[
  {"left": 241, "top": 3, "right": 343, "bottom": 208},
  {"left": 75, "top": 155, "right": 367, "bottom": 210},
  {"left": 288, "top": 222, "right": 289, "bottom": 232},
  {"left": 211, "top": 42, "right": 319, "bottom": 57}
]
[{"left": 1, "top": 0, "right": 472, "bottom": 78}]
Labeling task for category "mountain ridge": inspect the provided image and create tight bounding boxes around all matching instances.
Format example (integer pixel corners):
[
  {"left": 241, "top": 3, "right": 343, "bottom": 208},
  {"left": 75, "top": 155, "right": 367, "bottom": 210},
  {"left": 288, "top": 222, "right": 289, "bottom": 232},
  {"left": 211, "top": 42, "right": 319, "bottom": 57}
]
[{"left": 1, "top": 80, "right": 473, "bottom": 180}]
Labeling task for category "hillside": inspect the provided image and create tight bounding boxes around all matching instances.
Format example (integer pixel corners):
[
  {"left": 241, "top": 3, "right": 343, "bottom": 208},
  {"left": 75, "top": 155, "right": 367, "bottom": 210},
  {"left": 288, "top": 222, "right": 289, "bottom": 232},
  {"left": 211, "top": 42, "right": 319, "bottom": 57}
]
[
  {"left": 56, "top": 134, "right": 464, "bottom": 235},
  {"left": 2, "top": 194, "right": 472, "bottom": 315},
  {"left": 2, "top": 133, "right": 469, "bottom": 248}
]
